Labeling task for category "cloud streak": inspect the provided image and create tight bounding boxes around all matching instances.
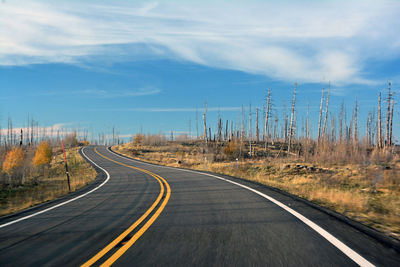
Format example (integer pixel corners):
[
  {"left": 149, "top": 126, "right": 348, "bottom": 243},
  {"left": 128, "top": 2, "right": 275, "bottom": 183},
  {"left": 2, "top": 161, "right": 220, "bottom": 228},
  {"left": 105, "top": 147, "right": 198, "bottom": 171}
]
[
  {"left": 1, "top": 0, "right": 399, "bottom": 84},
  {"left": 111, "top": 107, "right": 242, "bottom": 112},
  {"left": 39, "top": 88, "right": 161, "bottom": 98}
]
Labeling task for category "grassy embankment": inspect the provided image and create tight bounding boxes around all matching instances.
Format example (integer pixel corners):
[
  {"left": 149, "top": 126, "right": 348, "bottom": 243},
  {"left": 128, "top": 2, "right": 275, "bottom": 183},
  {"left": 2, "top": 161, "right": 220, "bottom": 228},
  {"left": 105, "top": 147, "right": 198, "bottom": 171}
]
[
  {"left": 114, "top": 142, "right": 400, "bottom": 239},
  {"left": 0, "top": 147, "right": 96, "bottom": 216}
]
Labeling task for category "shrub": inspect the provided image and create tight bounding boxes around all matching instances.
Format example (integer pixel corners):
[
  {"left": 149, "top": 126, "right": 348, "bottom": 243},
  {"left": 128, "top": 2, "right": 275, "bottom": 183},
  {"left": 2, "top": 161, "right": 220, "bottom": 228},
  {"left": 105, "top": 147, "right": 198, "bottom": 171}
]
[
  {"left": 224, "top": 141, "right": 239, "bottom": 159},
  {"left": 32, "top": 141, "right": 53, "bottom": 167},
  {"left": 2, "top": 147, "right": 25, "bottom": 174}
]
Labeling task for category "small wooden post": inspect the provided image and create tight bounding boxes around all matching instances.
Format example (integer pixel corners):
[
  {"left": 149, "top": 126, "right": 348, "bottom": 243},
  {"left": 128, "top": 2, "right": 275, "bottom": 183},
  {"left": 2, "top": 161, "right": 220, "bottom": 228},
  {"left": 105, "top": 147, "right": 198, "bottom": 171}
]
[{"left": 62, "top": 139, "right": 71, "bottom": 192}]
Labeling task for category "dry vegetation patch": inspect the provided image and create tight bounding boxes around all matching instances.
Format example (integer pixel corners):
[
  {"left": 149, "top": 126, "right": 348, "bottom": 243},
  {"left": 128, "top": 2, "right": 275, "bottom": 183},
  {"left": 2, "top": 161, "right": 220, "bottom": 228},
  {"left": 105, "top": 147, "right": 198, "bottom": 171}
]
[{"left": 0, "top": 146, "right": 96, "bottom": 216}]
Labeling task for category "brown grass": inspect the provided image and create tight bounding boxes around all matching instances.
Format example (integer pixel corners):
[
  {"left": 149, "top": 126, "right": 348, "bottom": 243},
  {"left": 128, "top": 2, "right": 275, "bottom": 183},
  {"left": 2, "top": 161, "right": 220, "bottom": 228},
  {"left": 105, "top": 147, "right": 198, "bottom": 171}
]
[
  {"left": 0, "top": 147, "right": 96, "bottom": 216},
  {"left": 113, "top": 142, "right": 400, "bottom": 239}
]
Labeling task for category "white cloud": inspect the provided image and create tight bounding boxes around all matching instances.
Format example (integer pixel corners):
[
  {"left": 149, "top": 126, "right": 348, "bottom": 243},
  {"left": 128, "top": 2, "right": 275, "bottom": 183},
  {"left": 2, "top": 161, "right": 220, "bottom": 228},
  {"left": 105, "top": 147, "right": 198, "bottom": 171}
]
[
  {"left": 1, "top": 0, "right": 399, "bottom": 84},
  {"left": 39, "top": 88, "right": 161, "bottom": 98},
  {"left": 112, "top": 107, "right": 241, "bottom": 112},
  {"left": 0, "top": 122, "right": 75, "bottom": 137}
]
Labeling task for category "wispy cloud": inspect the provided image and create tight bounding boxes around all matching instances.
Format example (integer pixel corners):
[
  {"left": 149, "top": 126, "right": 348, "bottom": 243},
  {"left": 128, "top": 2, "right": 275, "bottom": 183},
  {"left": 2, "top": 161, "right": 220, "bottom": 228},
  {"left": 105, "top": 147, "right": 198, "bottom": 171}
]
[
  {"left": 111, "top": 107, "right": 242, "bottom": 112},
  {"left": 1, "top": 1, "right": 399, "bottom": 85},
  {"left": 39, "top": 87, "right": 161, "bottom": 98},
  {"left": 0, "top": 122, "right": 76, "bottom": 137}
]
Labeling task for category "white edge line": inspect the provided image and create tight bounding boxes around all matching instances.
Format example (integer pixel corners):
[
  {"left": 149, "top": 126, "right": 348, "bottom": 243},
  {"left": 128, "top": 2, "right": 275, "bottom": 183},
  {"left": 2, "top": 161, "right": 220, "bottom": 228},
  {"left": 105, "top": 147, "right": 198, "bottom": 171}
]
[
  {"left": 0, "top": 147, "right": 110, "bottom": 229},
  {"left": 107, "top": 147, "right": 375, "bottom": 267}
]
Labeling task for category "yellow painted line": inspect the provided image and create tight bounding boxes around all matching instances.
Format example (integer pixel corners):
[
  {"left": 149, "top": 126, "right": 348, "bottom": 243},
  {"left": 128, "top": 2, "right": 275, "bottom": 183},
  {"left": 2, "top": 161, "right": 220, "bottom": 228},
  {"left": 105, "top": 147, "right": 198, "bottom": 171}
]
[
  {"left": 101, "top": 174, "right": 171, "bottom": 267},
  {"left": 81, "top": 148, "right": 171, "bottom": 267}
]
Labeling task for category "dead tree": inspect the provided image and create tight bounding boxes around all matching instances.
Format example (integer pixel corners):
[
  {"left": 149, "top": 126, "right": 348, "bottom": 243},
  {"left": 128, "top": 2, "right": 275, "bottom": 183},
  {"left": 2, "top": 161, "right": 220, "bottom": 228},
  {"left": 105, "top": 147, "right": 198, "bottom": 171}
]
[
  {"left": 389, "top": 98, "right": 394, "bottom": 147},
  {"left": 249, "top": 103, "right": 252, "bottom": 141},
  {"left": 203, "top": 102, "right": 208, "bottom": 144},
  {"left": 230, "top": 121, "right": 233, "bottom": 140},
  {"left": 339, "top": 100, "right": 344, "bottom": 142},
  {"left": 386, "top": 82, "right": 392, "bottom": 147},
  {"left": 264, "top": 88, "right": 271, "bottom": 150},
  {"left": 323, "top": 82, "right": 330, "bottom": 138},
  {"left": 217, "top": 117, "right": 222, "bottom": 142},
  {"left": 378, "top": 92, "right": 383, "bottom": 149},
  {"left": 196, "top": 107, "right": 199, "bottom": 139},
  {"left": 189, "top": 119, "right": 191, "bottom": 140},
  {"left": 225, "top": 120, "right": 228, "bottom": 141},
  {"left": 256, "top": 108, "right": 259, "bottom": 142},
  {"left": 306, "top": 101, "right": 310, "bottom": 140},
  {"left": 354, "top": 98, "right": 358, "bottom": 144},
  {"left": 273, "top": 115, "right": 278, "bottom": 144},
  {"left": 287, "top": 83, "right": 297, "bottom": 155},
  {"left": 20, "top": 129, "right": 23, "bottom": 147},
  {"left": 317, "top": 85, "right": 325, "bottom": 143},
  {"left": 284, "top": 102, "right": 288, "bottom": 142}
]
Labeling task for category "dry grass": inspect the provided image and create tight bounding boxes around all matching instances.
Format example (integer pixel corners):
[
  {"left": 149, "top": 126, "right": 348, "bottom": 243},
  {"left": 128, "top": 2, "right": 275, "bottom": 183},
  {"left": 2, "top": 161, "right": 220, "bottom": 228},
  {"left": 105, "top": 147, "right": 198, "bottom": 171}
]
[
  {"left": 114, "top": 142, "right": 400, "bottom": 239},
  {"left": 0, "top": 147, "right": 96, "bottom": 216}
]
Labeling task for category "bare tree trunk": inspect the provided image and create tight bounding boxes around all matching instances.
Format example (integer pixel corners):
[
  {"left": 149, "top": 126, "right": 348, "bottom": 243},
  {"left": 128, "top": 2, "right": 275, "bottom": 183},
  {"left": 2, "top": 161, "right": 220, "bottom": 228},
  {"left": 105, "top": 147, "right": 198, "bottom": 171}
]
[
  {"left": 273, "top": 115, "right": 278, "bottom": 145},
  {"left": 264, "top": 89, "right": 271, "bottom": 150},
  {"left": 354, "top": 98, "right": 358, "bottom": 144},
  {"left": 339, "top": 100, "right": 344, "bottom": 143},
  {"left": 287, "top": 83, "right": 297, "bottom": 155},
  {"left": 189, "top": 119, "right": 191, "bottom": 140},
  {"left": 386, "top": 82, "right": 392, "bottom": 147},
  {"left": 284, "top": 102, "right": 288, "bottom": 142},
  {"left": 389, "top": 98, "right": 394, "bottom": 147},
  {"left": 323, "top": 82, "right": 330, "bottom": 139},
  {"left": 318, "top": 85, "right": 325, "bottom": 143},
  {"left": 196, "top": 107, "right": 199, "bottom": 140},
  {"left": 241, "top": 105, "right": 245, "bottom": 142},
  {"left": 20, "top": 129, "right": 23, "bottom": 147},
  {"left": 306, "top": 101, "right": 310, "bottom": 140},
  {"left": 378, "top": 92, "right": 383, "bottom": 149},
  {"left": 31, "top": 117, "right": 34, "bottom": 146},
  {"left": 217, "top": 116, "right": 222, "bottom": 142},
  {"left": 248, "top": 103, "right": 252, "bottom": 141},
  {"left": 256, "top": 108, "right": 259, "bottom": 142},
  {"left": 225, "top": 120, "right": 228, "bottom": 141},
  {"left": 367, "top": 111, "right": 372, "bottom": 146},
  {"left": 203, "top": 102, "right": 208, "bottom": 145},
  {"left": 230, "top": 121, "right": 233, "bottom": 140}
]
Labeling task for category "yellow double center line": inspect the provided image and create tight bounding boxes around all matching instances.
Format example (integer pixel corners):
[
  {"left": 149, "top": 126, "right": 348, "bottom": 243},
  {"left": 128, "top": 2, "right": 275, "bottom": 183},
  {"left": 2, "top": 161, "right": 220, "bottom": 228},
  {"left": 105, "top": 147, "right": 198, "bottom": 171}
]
[{"left": 81, "top": 148, "right": 171, "bottom": 267}]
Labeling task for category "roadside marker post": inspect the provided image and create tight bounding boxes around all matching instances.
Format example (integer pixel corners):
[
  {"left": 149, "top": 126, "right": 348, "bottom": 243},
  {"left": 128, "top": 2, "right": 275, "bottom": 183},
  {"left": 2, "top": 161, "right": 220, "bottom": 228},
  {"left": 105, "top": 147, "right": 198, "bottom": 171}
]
[{"left": 61, "top": 139, "right": 71, "bottom": 192}]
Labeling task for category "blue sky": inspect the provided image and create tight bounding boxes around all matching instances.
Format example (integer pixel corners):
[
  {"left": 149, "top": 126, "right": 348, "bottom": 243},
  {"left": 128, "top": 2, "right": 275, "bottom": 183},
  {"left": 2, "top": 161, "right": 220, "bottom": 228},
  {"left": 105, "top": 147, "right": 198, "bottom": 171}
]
[{"left": 1, "top": 0, "right": 399, "bottom": 142}]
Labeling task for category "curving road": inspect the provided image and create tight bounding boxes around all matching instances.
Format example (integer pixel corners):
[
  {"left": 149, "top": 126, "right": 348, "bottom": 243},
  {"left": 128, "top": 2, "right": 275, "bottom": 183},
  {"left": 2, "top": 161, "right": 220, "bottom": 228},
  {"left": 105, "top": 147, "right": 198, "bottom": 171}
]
[{"left": 0, "top": 146, "right": 399, "bottom": 266}]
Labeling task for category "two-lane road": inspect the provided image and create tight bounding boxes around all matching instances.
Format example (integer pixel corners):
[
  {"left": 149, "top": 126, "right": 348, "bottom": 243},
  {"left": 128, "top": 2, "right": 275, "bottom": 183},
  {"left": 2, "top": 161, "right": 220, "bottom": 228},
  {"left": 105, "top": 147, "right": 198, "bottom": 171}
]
[{"left": 0, "top": 146, "right": 399, "bottom": 266}]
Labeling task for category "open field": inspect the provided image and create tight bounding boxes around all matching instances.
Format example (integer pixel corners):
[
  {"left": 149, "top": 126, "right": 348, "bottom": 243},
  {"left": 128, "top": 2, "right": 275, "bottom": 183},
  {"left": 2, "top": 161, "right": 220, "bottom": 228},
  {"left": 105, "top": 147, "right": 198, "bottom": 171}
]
[
  {"left": 0, "top": 146, "right": 96, "bottom": 216},
  {"left": 114, "top": 141, "right": 400, "bottom": 239}
]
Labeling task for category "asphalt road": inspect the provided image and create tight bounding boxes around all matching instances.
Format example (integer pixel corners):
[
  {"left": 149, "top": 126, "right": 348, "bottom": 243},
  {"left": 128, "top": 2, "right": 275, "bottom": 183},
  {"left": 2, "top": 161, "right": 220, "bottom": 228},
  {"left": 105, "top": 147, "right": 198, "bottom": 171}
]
[{"left": 0, "top": 146, "right": 399, "bottom": 266}]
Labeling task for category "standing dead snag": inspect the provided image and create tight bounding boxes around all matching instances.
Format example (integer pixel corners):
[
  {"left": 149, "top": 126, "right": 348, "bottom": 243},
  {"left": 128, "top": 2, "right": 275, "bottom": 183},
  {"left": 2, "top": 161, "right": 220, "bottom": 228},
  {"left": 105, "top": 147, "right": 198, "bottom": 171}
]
[
  {"left": 323, "top": 82, "right": 330, "bottom": 139},
  {"left": 306, "top": 101, "right": 310, "bottom": 140},
  {"left": 203, "top": 102, "right": 208, "bottom": 145},
  {"left": 283, "top": 102, "right": 288, "bottom": 142},
  {"left": 264, "top": 88, "right": 271, "bottom": 150},
  {"left": 378, "top": 92, "right": 383, "bottom": 149},
  {"left": 287, "top": 83, "right": 297, "bottom": 155},
  {"left": 248, "top": 103, "right": 251, "bottom": 140},
  {"left": 389, "top": 98, "right": 394, "bottom": 147},
  {"left": 256, "top": 108, "right": 259, "bottom": 142},
  {"left": 339, "top": 100, "right": 344, "bottom": 143},
  {"left": 354, "top": 98, "right": 358, "bottom": 144},
  {"left": 196, "top": 107, "right": 199, "bottom": 139},
  {"left": 386, "top": 81, "right": 392, "bottom": 147},
  {"left": 318, "top": 84, "right": 325, "bottom": 143}
]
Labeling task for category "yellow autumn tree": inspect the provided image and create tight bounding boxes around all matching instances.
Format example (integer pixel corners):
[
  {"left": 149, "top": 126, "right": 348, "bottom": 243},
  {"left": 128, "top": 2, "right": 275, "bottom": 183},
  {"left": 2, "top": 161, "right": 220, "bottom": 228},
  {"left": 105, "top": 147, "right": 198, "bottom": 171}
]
[
  {"left": 32, "top": 141, "right": 53, "bottom": 167},
  {"left": 2, "top": 147, "right": 25, "bottom": 174}
]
